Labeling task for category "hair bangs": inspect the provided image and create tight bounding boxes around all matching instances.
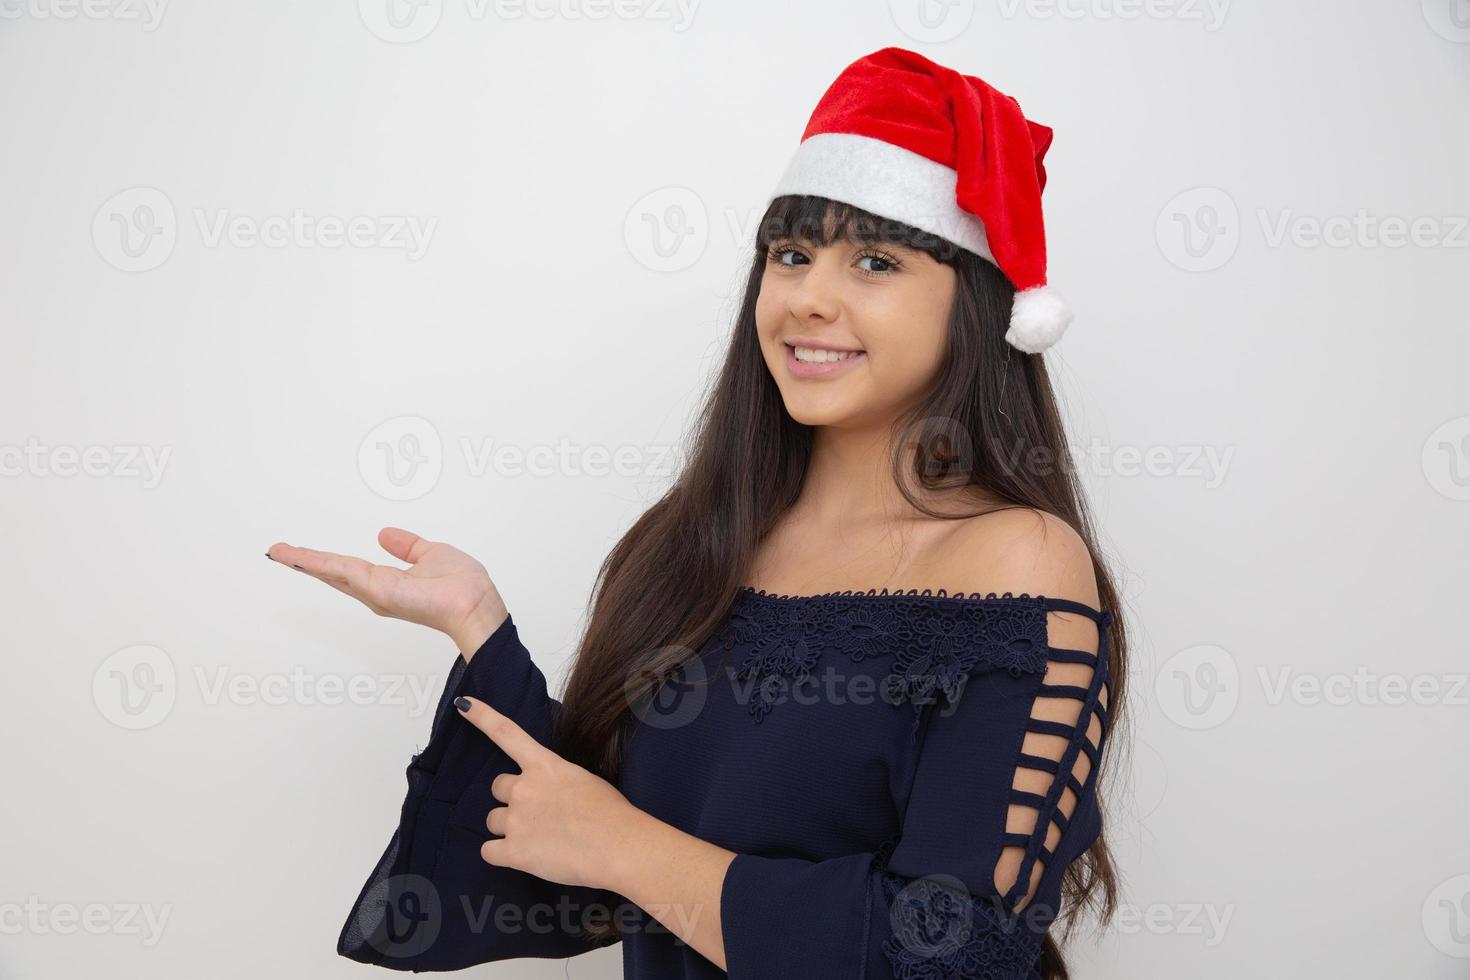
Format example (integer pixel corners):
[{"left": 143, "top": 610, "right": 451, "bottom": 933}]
[{"left": 757, "top": 194, "right": 964, "bottom": 264}]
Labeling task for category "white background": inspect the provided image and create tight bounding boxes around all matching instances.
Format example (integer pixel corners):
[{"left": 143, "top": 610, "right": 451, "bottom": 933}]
[{"left": 2, "top": 1, "right": 1468, "bottom": 977}]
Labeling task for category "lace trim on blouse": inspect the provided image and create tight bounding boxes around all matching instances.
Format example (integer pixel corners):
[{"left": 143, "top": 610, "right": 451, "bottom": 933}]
[
  {"left": 877, "top": 871, "right": 1045, "bottom": 979},
  {"left": 716, "top": 586, "right": 1110, "bottom": 739},
  {"left": 867, "top": 832, "right": 1047, "bottom": 979}
]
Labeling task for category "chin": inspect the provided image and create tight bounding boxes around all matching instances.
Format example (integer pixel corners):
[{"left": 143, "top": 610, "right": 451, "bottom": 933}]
[{"left": 780, "top": 399, "right": 862, "bottom": 428}]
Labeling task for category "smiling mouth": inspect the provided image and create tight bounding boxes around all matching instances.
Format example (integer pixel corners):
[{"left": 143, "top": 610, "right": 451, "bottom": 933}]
[
  {"left": 786, "top": 343, "right": 866, "bottom": 364},
  {"left": 783, "top": 342, "right": 868, "bottom": 378}
]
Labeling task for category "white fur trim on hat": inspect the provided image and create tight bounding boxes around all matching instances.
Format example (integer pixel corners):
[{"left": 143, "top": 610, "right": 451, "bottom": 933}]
[
  {"left": 770, "top": 132, "right": 995, "bottom": 262},
  {"left": 1005, "top": 285, "right": 1072, "bottom": 353}
]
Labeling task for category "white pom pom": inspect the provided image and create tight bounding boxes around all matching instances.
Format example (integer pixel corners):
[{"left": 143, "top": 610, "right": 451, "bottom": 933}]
[{"left": 1005, "top": 285, "right": 1073, "bottom": 353}]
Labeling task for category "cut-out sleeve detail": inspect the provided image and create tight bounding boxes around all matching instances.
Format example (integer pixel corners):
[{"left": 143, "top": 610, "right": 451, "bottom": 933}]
[
  {"left": 719, "top": 598, "right": 1114, "bottom": 980},
  {"left": 994, "top": 599, "right": 1111, "bottom": 914},
  {"left": 337, "top": 615, "right": 622, "bottom": 970}
]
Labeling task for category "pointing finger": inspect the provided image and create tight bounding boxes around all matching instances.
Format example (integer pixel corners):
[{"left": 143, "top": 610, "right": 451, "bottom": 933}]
[{"left": 453, "top": 696, "right": 544, "bottom": 768}]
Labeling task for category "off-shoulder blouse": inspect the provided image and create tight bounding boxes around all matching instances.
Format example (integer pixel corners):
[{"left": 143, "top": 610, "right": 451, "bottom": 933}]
[{"left": 338, "top": 584, "right": 1115, "bottom": 979}]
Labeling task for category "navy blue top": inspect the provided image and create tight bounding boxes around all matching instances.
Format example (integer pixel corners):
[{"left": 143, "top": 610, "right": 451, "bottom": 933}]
[{"left": 338, "top": 585, "right": 1115, "bottom": 978}]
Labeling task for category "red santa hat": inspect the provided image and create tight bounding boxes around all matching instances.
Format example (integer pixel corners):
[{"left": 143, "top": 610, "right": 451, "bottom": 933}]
[{"left": 768, "top": 47, "right": 1071, "bottom": 353}]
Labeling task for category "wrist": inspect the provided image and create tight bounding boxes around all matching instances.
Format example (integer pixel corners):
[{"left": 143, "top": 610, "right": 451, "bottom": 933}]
[
  {"left": 599, "top": 803, "right": 660, "bottom": 897},
  {"left": 449, "top": 600, "right": 507, "bottom": 662}
]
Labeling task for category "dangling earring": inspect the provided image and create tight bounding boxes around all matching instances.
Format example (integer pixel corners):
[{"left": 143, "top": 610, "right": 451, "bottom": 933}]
[{"left": 996, "top": 342, "right": 1013, "bottom": 421}]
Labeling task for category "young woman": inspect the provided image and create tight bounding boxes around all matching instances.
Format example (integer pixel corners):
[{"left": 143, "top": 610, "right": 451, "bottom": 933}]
[{"left": 268, "top": 47, "right": 1127, "bottom": 980}]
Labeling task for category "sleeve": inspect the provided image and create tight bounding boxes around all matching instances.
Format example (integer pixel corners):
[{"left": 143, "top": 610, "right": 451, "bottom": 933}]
[
  {"left": 718, "top": 599, "right": 1114, "bottom": 980},
  {"left": 337, "top": 613, "right": 624, "bottom": 971}
]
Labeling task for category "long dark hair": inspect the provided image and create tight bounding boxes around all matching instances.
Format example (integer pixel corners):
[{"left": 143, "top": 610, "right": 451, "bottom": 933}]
[{"left": 552, "top": 194, "right": 1128, "bottom": 976}]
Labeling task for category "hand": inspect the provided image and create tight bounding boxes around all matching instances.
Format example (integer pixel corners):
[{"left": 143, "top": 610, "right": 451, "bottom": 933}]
[
  {"left": 454, "top": 694, "right": 644, "bottom": 893},
  {"left": 266, "top": 527, "right": 509, "bottom": 659}
]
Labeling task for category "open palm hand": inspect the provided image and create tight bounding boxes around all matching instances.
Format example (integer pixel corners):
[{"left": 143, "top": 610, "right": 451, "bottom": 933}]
[{"left": 266, "top": 526, "right": 508, "bottom": 658}]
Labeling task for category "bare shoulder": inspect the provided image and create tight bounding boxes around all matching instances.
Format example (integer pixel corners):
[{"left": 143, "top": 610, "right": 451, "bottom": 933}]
[{"left": 937, "top": 507, "right": 1101, "bottom": 614}]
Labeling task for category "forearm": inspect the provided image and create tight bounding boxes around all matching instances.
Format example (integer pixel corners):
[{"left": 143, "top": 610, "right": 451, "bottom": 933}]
[{"left": 606, "top": 806, "right": 736, "bottom": 972}]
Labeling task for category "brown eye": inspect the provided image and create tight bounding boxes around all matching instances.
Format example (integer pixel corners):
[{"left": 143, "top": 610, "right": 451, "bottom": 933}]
[
  {"left": 766, "top": 244, "right": 808, "bottom": 267},
  {"left": 856, "top": 249, "right": 902, "bottom": 276}
]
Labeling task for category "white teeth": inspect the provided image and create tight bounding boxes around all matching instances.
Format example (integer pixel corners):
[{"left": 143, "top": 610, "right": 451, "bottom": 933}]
[{"left": 793, "top": 346, "right": 862, "bottom": 364}]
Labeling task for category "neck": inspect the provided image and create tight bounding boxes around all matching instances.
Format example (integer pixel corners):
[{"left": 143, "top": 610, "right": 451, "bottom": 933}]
[{"left": 794, "top": 420, "right": 993, "bottom": 527}]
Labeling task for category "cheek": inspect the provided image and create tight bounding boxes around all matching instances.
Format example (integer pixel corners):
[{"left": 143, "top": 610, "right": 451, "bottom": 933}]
[
  {"left": 754, "top": 278, "right": 784, "bottom": 337},
  {"left": 860, "top": 285, "right": 951, "bottom": 386}
]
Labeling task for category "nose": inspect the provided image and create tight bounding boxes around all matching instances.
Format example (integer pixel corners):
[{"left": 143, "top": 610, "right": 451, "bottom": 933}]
[{"left": 785, "top": 252, "right": 842, "bottom": 324}]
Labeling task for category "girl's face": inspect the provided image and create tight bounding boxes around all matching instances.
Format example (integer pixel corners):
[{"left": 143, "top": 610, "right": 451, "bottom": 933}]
[{"left": 755, "top": 234, "right": 957, "bottom": 428}]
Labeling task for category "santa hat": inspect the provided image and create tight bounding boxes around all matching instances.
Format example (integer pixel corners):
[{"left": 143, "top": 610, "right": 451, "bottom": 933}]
[{"left": 767, "top": 47, "right": 1071, "bottom": 354}]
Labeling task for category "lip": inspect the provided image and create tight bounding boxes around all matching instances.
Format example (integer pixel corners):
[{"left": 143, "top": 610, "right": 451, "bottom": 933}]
[{"left": 784, "top": 341, "right": 868, "bottom": 380}]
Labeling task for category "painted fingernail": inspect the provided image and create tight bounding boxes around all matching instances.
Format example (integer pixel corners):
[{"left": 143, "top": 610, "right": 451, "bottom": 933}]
[
  {"left": 265, "top": 552, "right": 274, "bottom": 561},
  {"left": 454, "top": 697, "right": 471, "bottom": 712}
]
